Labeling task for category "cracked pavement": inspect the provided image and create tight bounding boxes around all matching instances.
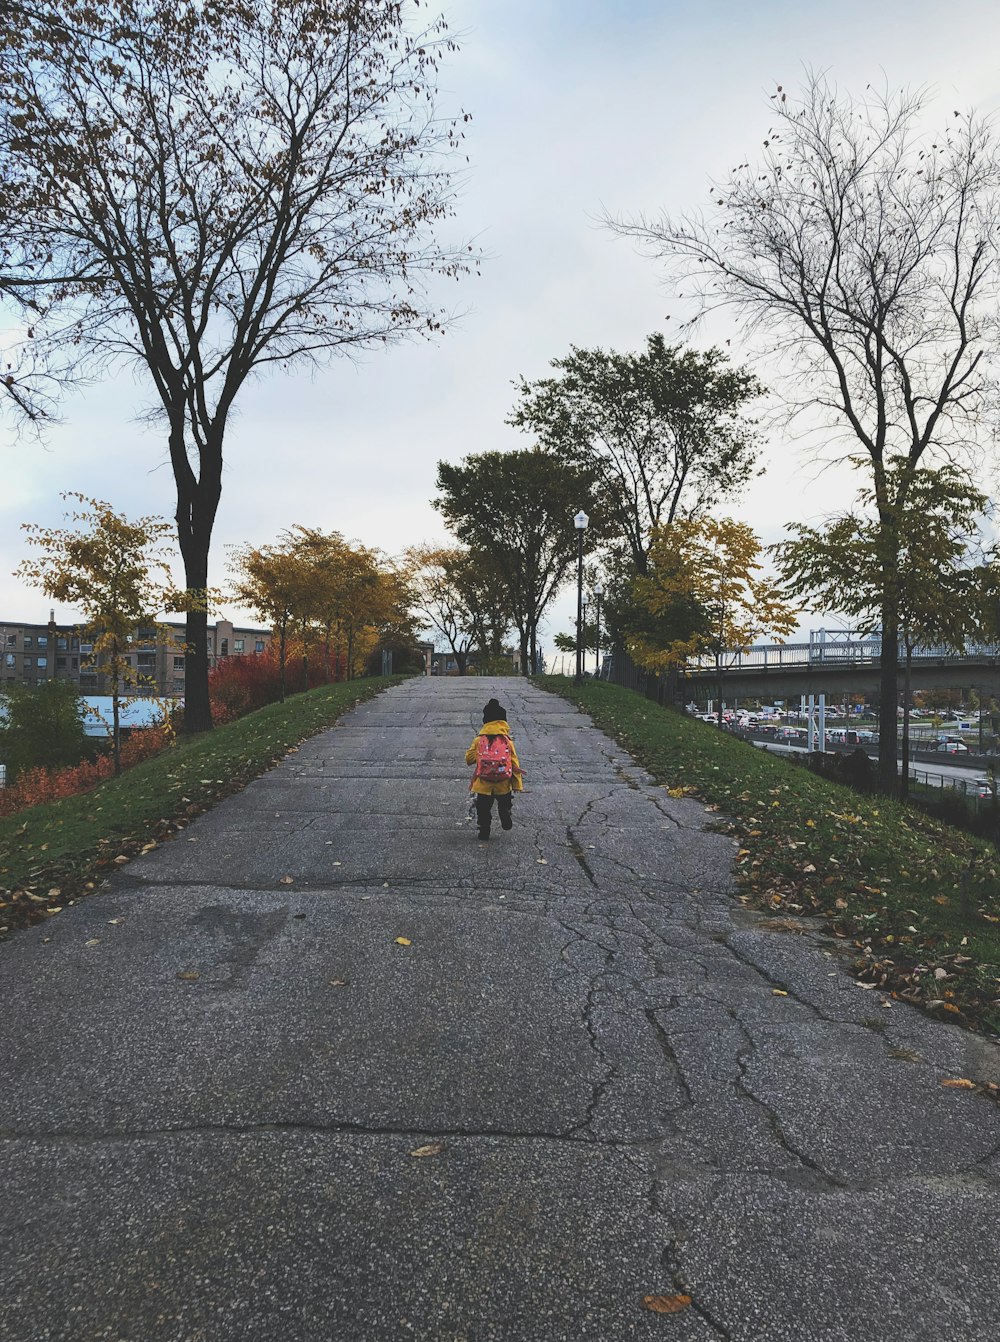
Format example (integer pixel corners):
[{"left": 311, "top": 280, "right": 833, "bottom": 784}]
[{"left": 3, "top": 677, "right": 1000, "bottom": 1340}]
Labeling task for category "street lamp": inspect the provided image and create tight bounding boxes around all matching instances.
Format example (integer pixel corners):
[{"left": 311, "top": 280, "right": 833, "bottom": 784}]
[
  {"left": 593, "top": 581, "right": 603, "bottom": 677},
  {"left": 574, "top": 510, "right": 589, "bottom": 684}
]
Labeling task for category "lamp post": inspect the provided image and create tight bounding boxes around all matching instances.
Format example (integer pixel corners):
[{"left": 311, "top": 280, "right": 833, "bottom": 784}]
[
  {"left": 574, "top": 510, "right": 589, "bottom": 684},
  {"left": 593, "top": 581, "right": 603, "bottom": 677}
]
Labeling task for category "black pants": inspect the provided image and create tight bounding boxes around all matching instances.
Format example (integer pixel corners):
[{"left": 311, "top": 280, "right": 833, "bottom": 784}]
[{"left": 475, "top": 791, "right": 513, "bottom": 834}]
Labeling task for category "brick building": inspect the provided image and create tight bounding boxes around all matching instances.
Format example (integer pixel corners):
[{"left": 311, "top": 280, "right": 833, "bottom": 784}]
[{"left": 0, "top": 613, "right": 272, "bottom": 698}]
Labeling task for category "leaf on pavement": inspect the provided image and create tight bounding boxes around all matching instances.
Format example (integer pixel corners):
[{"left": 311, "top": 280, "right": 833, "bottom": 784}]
[
  {"left": 394, "top": 937, "right": 412, "bottom": 946},
  {"left": 279, "top": 875, "right": 294, "bottom": 884},
  {"left": 941, "top": 1078, "right": 977, "bottom": 1089},
  {"left": 642, "top": 1293, "right": 692, "bottom": 1314},
  {"left": 409, "top": 1143, "right": 443, "bottom": 1157},
  {"left": 176, "top": 970, "right": 200, "bottom": 981}
]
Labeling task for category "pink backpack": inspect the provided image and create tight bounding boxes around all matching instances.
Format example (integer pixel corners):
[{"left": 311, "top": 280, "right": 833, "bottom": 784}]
[{"left": 475, "top": 733, "right": 513, "bottom": 783}]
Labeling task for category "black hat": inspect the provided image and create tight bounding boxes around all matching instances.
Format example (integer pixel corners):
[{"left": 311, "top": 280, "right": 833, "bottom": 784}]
[{"left": 483, "top": 698, "right": 506, "bottom": 722}]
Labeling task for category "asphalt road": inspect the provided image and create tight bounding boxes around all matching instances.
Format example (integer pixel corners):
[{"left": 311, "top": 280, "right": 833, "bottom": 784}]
[{"left": 3, "top": 678, "right": 1000, "bottom": 1341}]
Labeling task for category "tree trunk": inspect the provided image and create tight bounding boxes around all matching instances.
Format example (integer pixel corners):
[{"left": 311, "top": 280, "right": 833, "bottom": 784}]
[
  {"left": 111, "top": 642, "right": 122, "bottom": 776},
  {"left": 529, "top": 624, "right": 538, "bottom": 677},
  {"left": 278, "top": 621, "right": 287, "bottom": 703},
  {"left": 899, "top": 643, "right": 913, "bottom": 800},
  {"left": 173, "top": 424, "right": 221, "bottom": 734},
  {"left": 877, "top": 621, "right": 900, "bottom": 793},
  {"left": 518, "top": 630, "right": 529, "bottom": 677}
]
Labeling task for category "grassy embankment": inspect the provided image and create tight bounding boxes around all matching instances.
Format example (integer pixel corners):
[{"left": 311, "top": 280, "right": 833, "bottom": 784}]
[
  {"left": 0, "top": 676, "right": 403, "bottom": 937},
  {"left": 543, "top": 677, "right": 1000, "bottom": 1035}
]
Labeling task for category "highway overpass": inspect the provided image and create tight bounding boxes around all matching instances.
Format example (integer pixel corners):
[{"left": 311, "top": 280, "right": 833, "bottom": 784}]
[{"left": 682, "top": 632, "right": 1000, "bottom": 702}]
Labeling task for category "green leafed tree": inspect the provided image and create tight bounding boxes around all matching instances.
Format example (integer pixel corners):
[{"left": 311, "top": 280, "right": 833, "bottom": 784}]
[
  {"left": 16, "top": 493, "right": 179, "bottom": 772},
  {"left": 610, "top": 73, "right": 1000, "bottom": 790},
  {"left": 0, "top": 679, "right": 91, "bottom": 785},
  {"left": 2, "top": 0, "right": 475, "bottom": 732},
  {"left": 509, "top": 336, "right": 763, "bottom": 576},
  {"left": 774, "top": 465, "right": 1000, "bottom": 794},
  {"left": 434, "top": 449, "right": 600, "bottom": 676}
]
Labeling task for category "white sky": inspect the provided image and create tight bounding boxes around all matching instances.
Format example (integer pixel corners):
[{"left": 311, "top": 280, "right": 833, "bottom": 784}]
[{"left": 3, "top": 0, "right": 1000, "bottom": 656}]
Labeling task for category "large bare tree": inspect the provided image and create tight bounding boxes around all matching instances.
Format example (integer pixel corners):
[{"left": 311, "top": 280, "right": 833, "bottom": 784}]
[
  {"left": 2, "top": 0, "right": 474, "bottom": 729},
  {"left": 610, "top": 75, "right": 1000, "bottom": 790}
]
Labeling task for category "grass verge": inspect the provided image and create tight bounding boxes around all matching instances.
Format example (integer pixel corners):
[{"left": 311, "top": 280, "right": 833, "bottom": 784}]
[
  {"left": 542, "top": 677, "right": 1000, "bottom": 1036},
  {"left": 0, "top": 676, "right": 403, "bottom": 938}
]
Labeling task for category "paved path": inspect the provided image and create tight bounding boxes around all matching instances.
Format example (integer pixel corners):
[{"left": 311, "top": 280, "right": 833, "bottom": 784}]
[{"left": 3, "top": 678, "right": 1000, "bottom": 1341}]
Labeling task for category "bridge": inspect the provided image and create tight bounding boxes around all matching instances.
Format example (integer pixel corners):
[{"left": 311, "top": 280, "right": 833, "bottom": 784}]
[{"left": 682, "top": 630, "right": 1000, "bottom": 701}]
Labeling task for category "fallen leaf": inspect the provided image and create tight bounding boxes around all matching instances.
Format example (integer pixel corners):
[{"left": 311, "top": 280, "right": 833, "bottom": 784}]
[
  {"left": 537, "top": 858, "right": 548, "bottom": 865},
  {"left": 108, "top": 918, "right": 123, "bottom": 925},
  {"left": 176, "top": 970, "right": 200, "bottom": 981},
  {"left": 328, "top": 979, "right": 348, "bottom": 987},
  {"left": 933, "top": 895, "right": 950, "bottom": 906},
  {"left": 394, "top": 937, "right": 412, "bottom": 946},
  {"left": 409, "top": 1143, "right": 443, "bottom": 1157},
  {"left": 47, "top": 887, "right": 61, "bottom": 898},
  {"left": 114, "top": 855, "right": 129, "bottom": 865},
  {"left": 84, "top": 939, "right": 100, "bottom": 947},
  {"left": 941, "top": 1078, "right": 977, "bottom": 1089},
  {"left": 771, "top": 989, "right": 788, "bottom": 997},
  {"left": 642, "top": 1294, "right": 693, "bottom": 1314},
  {"left": 279, "top": 875, "right": 294, "bottom": 884}
]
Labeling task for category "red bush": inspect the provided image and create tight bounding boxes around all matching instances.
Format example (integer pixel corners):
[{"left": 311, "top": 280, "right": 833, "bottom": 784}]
[
  {"left": 0, "top": 723, "right": 174, "bottom": 817},
  {"left": 207, "top": 648, "right": 338, "bottom": 724}
]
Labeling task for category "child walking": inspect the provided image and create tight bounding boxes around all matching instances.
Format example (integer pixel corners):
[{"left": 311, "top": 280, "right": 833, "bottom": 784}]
[{"left": 466, "top": 697, "right": 524, "bottom": 841}]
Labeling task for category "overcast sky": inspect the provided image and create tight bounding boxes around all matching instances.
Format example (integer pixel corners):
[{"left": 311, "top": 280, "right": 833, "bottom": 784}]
[{"left": 3, "top": 0, "right": 1000, "bottom": 660}]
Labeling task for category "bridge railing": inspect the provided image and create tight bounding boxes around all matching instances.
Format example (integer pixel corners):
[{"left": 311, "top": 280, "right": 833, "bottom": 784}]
[{"left": 686, "top": 639, "right": 1000, "bottom": 673}]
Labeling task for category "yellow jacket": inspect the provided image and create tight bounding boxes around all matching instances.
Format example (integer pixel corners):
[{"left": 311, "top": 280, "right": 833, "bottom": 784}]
[{"left": 466, "top": 719, "right": 524, "bottom": 795}]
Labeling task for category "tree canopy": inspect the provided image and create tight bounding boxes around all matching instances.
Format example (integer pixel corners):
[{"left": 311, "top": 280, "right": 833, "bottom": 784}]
[
  {"left": 509, "top": 335, "right": 763, "bottom": 576},
  {"left": 2, "top": 0, "right": 474, "bottom": 730},
  {"left": 435, "top": 449, "right": 600, "bottom": 675}
]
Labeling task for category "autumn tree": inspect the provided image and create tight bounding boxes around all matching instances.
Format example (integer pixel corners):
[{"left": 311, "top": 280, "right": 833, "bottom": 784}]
[
  {"left": 509, "top": 336, "right": 763, "bottom": 576},
  {"left": 632, "top": 516, "right": 798, "bottom": 722},
  {"left": 2, "top": 0, "right": 475, "bottom": 732},
  {"left": 17, "top": 493, "right": 179, "bottom": 772},
  {"left": 229, "top": 539, "right": 312, "bottom": 703},
  {"left": 406, "top": 544, "right": 476, "bottom": 674},
  {"left": 434, "top": 449, "right": 600, "bottom": 675},
  {"left": 611, "top": 74, "right": 1000, "bottom": 789},
  {"left": 774, "top": 466, "right": 999, "bottom": 794}
]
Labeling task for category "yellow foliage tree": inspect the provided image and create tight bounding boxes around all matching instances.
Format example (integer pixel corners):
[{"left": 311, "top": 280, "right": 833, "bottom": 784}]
[
  {"left": 632, "top": 516, "right": 798, "bottom": 720},
  {"left": 17, "top": 493, "right": 181, "bottom": 771}
]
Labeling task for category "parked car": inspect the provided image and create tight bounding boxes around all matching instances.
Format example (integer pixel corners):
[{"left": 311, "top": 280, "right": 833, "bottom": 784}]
[{"left": 935, "top": 739, "right": 969, "bottom": 753}]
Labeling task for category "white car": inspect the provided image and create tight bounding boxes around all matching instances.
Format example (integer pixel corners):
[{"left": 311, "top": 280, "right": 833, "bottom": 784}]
[{"left": 935, "top": 739, "right": 969, "bottom": 753}]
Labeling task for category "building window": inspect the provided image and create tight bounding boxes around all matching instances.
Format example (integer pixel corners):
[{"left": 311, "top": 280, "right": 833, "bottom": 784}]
[
  {"left": 56, "top": 656, "right": 67, "bottom": 669},
  {"left": 36, "top": 657, "right": 47, "bottom": 668},
  {"left": 173, "top": 656, "right": 185, "bottom": 669},
  {"left": 23, "top": 636, "right": 32, "bottom": 648},
  {"left": 220, "top": 638, "right": 229, "bottom": 656},
  {"left": 57, "top": 637, "right": 68, "bottom": 651},
  {"left": 71, "top": 657, "right": 78, "bottom": 669},
  {"left": 5, "top": 633, "right": 16, "bottom": 646},
  {"left": 4, "top": 653, "right": 14, "bottom": 668},
  {"left": 234, "top": 639, "right": 244, "bottom": 653},
  {"left": 38, "top": 635, "right": 48, "bottom": 648},
  {"left": 255, "top": 640, "right": 265, "bottom": 653}
]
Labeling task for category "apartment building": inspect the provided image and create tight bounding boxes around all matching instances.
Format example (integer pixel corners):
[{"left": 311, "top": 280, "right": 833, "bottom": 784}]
[{"left": 0, "top": 613, "right": 272, "bottom": 698}]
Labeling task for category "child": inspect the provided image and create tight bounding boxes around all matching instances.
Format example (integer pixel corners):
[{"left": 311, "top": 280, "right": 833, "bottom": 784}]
[{"left": 466, "top": 697, "right": 524, "bottom": 840}]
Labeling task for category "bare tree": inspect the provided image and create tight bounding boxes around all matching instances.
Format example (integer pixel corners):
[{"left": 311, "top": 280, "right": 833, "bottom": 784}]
[
  {"left": 610, "top": 74, "right": 1000, "bottom": 790},
  {"left": 2, "top": 0, "right": 475, "bottom": 729}
]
